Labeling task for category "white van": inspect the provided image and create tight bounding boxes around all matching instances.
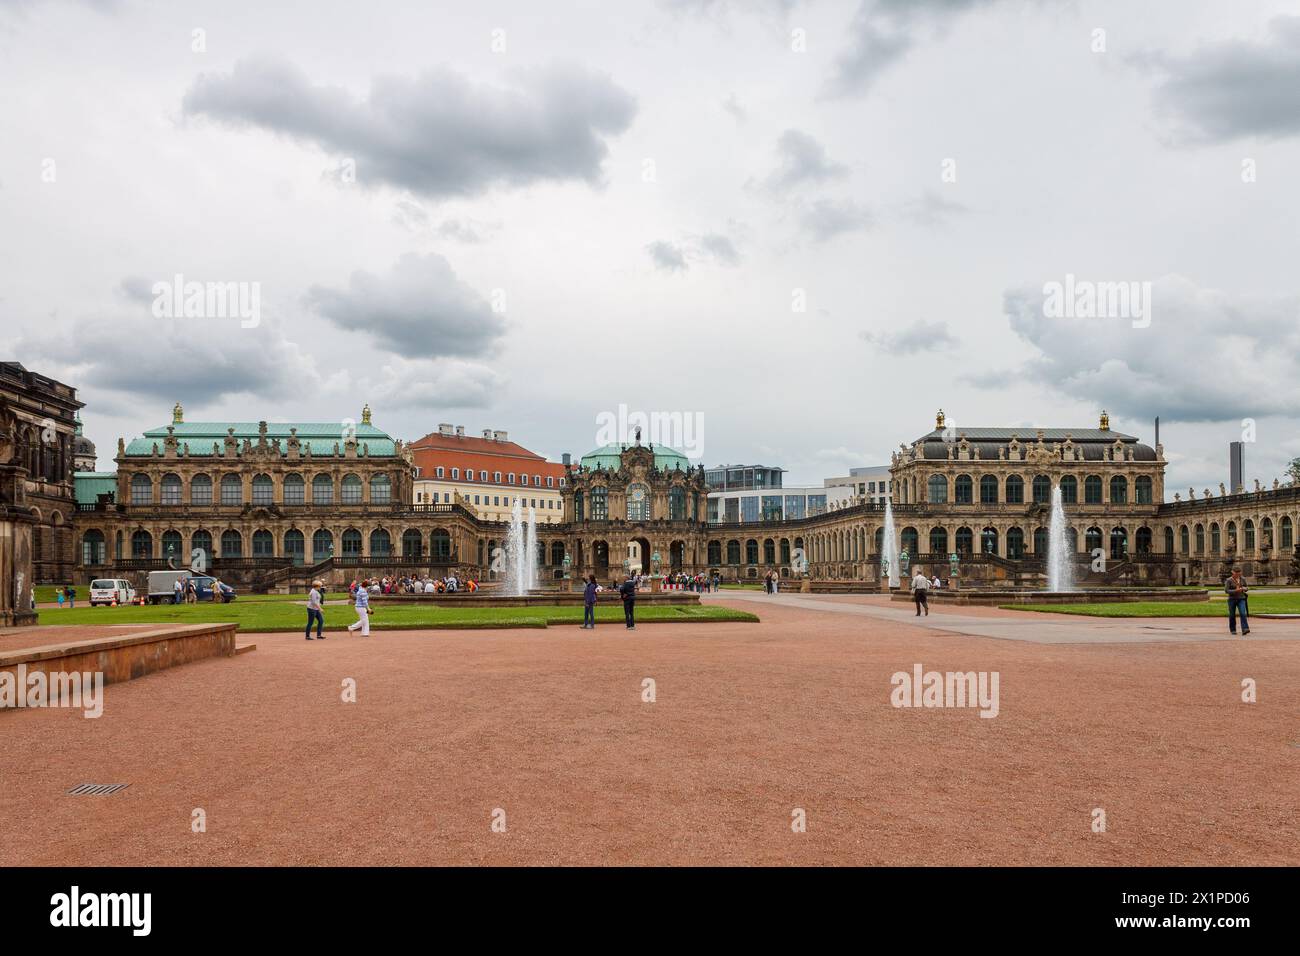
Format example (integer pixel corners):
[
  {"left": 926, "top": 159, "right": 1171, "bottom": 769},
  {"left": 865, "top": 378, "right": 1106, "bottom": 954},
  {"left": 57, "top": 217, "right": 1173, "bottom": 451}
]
[{"left": 89, "top": 578, "right": 136, "bottom": 606}]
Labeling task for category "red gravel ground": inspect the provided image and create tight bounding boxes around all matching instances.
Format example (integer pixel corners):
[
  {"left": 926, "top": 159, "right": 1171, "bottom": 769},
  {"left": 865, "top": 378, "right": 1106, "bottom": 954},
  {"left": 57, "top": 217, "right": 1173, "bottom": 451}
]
[{"left": 1, "top": 599, "right": 1296, "bottom": 866}]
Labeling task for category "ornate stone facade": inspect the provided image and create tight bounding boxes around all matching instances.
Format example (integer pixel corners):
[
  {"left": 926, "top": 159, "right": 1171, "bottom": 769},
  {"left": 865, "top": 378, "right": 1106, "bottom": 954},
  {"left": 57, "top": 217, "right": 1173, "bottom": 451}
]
[{"left": 561, "top": 441, "right": 711, "bottom": 579}]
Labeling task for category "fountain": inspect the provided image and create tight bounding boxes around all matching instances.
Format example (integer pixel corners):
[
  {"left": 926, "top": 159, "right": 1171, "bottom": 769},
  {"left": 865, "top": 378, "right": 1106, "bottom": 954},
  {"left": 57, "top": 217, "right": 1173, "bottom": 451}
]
[
  {"left": 882, "top": 496, "right": 900, "bottom": 589},
  {"left": 1046, "top": 484, "right": 1075, "bottom": 592},
  {"left": 505, "top": 498, "right": 538, "bottom": 595}
]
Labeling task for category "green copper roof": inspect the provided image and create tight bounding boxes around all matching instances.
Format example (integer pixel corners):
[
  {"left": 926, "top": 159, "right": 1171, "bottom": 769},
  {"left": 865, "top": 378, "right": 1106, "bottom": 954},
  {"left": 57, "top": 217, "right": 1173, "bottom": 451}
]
[
  {"left": 124, "top": 421, "right": 398, "bottom": 458},
  {"left": 580, "top": 443, "right": 692, "bottom": 472},
  {"left": 75, "top": 471, "right": 118, "bottom": 504}
]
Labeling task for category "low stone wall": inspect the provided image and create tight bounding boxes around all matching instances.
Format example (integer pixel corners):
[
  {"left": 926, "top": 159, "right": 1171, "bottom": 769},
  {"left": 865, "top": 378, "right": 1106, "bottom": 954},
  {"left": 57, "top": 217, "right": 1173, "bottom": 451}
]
[
  {"left": 0, "top": 623, "right": 239, "bottom": 706},
  {"left": 891, "top": 588, "right": 1210, "bottom": 606}
]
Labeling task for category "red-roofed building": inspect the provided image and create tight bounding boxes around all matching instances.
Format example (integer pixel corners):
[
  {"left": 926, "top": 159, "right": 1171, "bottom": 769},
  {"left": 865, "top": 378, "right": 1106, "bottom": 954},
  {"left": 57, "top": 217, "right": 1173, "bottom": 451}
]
[{"left": 410, "top": 424, "right": 567, "bottom": 524}]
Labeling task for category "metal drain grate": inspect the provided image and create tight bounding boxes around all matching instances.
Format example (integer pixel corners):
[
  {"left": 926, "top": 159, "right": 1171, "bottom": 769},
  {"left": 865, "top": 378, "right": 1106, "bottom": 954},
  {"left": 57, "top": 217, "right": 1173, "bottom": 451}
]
[{"left": 67, "top": 783, "right": 130, "bottom": 796}]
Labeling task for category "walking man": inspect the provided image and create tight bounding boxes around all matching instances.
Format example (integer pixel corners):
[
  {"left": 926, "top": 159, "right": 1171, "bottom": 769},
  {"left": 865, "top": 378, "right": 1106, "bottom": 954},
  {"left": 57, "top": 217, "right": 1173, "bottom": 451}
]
[
  {"left": 619, "top": 574, "right": 637, "bottom": 630},
  {"left": 347, "top": 578, "right": 371, "bottom": 636},
  {"left": 1225, "top": 568, "right": 1250, "bottom": 637},
  {"left": 305, "top": 579, "right": 325, "bottom": 640},
  {"left": 173, "top": 577, "right": 184, "bottom": 605},
  {"left": 911, "top": 567, "right": 930, "bottom": 617},
  {"left": 583, "top": 574, "right": 598, "bottom": 629}
]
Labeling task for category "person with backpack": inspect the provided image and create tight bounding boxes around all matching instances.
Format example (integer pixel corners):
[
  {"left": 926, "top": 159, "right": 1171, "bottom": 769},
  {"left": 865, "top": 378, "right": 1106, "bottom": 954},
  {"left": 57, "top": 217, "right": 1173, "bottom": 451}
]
[
  {"left": 618, "top": 574, "right": 637, "bottom": 630},
  {"left": 1225, "top": 568, "right": 1250, "bottom": 636},
  {"left": 582, "top": 574, "right": 598, "bottom": 629}
]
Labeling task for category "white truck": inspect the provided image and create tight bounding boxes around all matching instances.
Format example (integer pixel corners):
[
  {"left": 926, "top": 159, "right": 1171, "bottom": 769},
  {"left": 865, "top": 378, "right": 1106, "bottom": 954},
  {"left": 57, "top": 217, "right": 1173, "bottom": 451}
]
[{"left": 146, "top": 570, "right": 189, "bottom": 605}]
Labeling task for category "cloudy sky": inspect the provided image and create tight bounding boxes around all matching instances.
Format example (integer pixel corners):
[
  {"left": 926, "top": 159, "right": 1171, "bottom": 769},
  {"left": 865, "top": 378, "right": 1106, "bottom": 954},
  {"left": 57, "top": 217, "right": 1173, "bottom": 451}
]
[{"left": 2, "top": 0, "right": 1298, "bottom": 492}]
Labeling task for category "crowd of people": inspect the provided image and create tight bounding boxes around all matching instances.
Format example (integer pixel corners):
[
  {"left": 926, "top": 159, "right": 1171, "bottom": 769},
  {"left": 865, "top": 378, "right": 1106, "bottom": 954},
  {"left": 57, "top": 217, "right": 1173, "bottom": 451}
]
[{"left": 348, "top": 574, "right": 479, "bottom": 595}]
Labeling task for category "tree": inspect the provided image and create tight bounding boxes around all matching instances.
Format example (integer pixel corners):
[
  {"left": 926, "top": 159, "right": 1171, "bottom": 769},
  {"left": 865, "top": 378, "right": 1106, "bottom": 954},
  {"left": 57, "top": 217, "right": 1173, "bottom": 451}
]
[{"left": 1286, "top": 457, "right": 1300, "bottom": 487}]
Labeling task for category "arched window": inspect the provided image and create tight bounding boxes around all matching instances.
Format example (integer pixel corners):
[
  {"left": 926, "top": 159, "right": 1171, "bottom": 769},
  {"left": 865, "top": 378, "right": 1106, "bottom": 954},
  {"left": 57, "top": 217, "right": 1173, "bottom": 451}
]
[
  {"left": 901, "top": 527, "right": 918, "bottom": 555},
  {"left": 1109, "top": 475, "right": 1128, "bottom": 504},
  {"left": 192, "top": 529, "right": 212, "bottom": 560},
  {"left": 1032, "top": 475, "right": 1051, "bottom": 504},
  {"left": 929, "top": 527, "right": 948, "bottom": 553},
  {"left": 1194, "top": 524, "right": 1205, "bottom": 553},
  {"left": 1059, "top": 475, "right": 1078, "bottom": 504},
  {"left": 82, "top": 529, "right": 106, "bottom": 565},
  {"left": 590, "top": 486, "right": 608, "bottom": 520},
  {"left": 312, "top": 474, "right": 333, "bottom": 504},
  {"left": 341, "top": 474, "right": 363, "bottom": 504},
  {"left": 669, "top": 487, "right": 686, "bottom": 520},
  {"left": 956, "top": 527, "right": 973, "bottom": 554},
  {"left": 190, "top": 473, "right": 212, "bottom": 505},
  {"left": 252, "top": 474, "right": 273, "bottom": 506},
  {"left": 1136, "top": 527, "right": 1152, "bottom": 554},
  {"left": 551, "top": 541, "right": 566, "bottom": 566},
  {"left": 370, "top": 529, "right": 391, "bottom": 557},
  {"left": 570, "top": 490, "right": 584, "bottom": 522},
  {"left": 161, "top": 473, "right": 182, "bottom": 505},
  {"left": 253, "top": 529, "right": 274, "bottom": 557},
  {"left": 1135, "top": 476, "right": 1153, "bottom": 504},
  {"left": 312, "top": 529, "right": 333, "bottom": 561},
  {"left": 981, "top": 527, "right": 998, "bottom": 555},
  {"left": 402, "top": 529, "right": 423, "bottom": 558},
  {"left": 1110, "top": 526, "right": 1127, "bottom": 559},
  {"left": 1261, "top": 517, "right": 1273, "bottom": 549},
  {"left": 341, "top": 528, "right": 362, "bottom": 556},
  {"left": 284, "top": 529, "right": 305, "bottom": 565},
  {"left": 1006, "top": 527, "right": 1025, "bottom": 559},
  {"left": 1033, "top": 526, "right": 1048, "bottom": 554},
  {"left": 1005, "top": 475, "right": 1024, "bottom": 504},
  {"left": 221, "top": 529, "right": 242, "bottom": 558},
  {"left": 955, "top": 474, "right": 973, "bottom": 504},
  {"left": 431, "top": 530, "right": 452, "bottom": 559},
  {"left": 131, "top": 529, "right": 152, "bottom": 558},
  {"left": 874, "top": 528, "right": 884, "bottom": 553},
  {"left": 745, "top": 539, "right": 759, "bottom": 564},
  {"left": 161, "top": 529, "right": 182, "bottom": 559},
  {"left": 979, "top": 475, "right": 998, "bottom": 505},
  {"left": 627, "top": 483, "right": 650, "bottom": 521},
  {"left": 282, "top": 473, "right": 304, "bottom": 505},
  {"left": 1084, "top": 475, "right": 1102, "bottom": 504},
  {"left": 780, "top": 539, "right": 791, "bottom": 564},
  {"left": 370, "top": 474, "right": 392, "bottom": 504},
  {"left": 1085, "top": 526, "right": 1103, "bottom": 553},
  {"left": 1210, "top": 522, "right": 1221, "bottom": 554},
  {"left": 1163, "top": 527, "right": 1174, "bottom": 554},
  {"left": 927, "top": 475, "right": 948, "bottom": 503},
  {"left": 130, "top": 473, "right": 152, "bottom": 505},
  {"left": 1244, "top": 519, "right": 1255, "bottom": 552},
  {"left": 763, "top": 539, "right": 776, "bottom": 564},
  {"left": 1283, "top": 516, "right": 1294, "bottom": 549},
  {"left": 1179, "top": 525, "right": 1189, "bottom": 554},
  {"left": 220, "top": 474, "right": 242, "bottom": 505},
  {"left": 726, "top": 540, "right": 741, "bottom": 565},
  {"left": 707, "top": 540, "right": 722, "bottom": 564}
]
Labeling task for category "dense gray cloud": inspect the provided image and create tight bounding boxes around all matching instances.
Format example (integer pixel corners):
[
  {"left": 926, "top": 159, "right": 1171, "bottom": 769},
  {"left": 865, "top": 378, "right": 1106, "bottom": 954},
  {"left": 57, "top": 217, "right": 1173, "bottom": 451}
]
[
  {"left": 861, "top": 320, "right": 958, "bottom": 354},
  {"left": 800, "top": 198, "right": 873, "bottom": 241},
  {"left": 699, "top": 233, "right": 739, "bottom": 265},
  {"left": 182, "top": 56, "right": 637, "bottom": 198},
  {"left": 824, "top": 0, "right": 996, "bottom": 97},
  {"left": 17, "top": 312, "right": 317, "bottom": 406},
  {"left": 1140, "top": 16, "right": 1300, "bottom": 143},
  {"left": 1003, "top": 275, "right": 1300, "bottom": 422},
  {"left": 762, "top": 130, "right": 848, "bottom": 194},
  {"left": 304, "top": 252, "right": 505, "bottom": 358},
  {"left": 646, "top": 233, "right": 740, "bottom": 272}
]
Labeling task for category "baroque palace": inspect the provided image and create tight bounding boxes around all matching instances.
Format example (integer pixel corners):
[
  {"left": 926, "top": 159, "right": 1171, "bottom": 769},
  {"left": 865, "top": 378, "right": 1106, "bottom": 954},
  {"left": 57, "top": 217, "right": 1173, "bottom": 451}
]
[{"left": 59, "top": 403, "right": 1300, "bottom": 594}]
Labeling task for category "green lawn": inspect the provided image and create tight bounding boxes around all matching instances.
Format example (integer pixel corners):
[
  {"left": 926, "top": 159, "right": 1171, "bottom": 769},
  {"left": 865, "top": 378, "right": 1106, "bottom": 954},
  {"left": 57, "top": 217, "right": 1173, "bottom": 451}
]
[
  {"left": 1006, "top": 592, "right": 1300, "bottom": 618},
  {"left": 34, "top": 599, "right": 759, "bottom": 631}
]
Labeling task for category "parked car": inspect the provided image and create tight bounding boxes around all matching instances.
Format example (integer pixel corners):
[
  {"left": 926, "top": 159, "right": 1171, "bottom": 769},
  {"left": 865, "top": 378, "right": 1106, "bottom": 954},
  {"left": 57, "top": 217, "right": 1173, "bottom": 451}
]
[{"left": 89, "top": 578, "right": 136, "bottom": 606}]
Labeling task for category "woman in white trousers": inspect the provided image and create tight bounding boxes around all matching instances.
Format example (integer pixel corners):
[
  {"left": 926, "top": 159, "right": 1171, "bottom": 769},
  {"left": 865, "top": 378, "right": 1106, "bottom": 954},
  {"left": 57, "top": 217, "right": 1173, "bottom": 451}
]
[{"left": 347, "top": 579, "right": 371, "bottom": 636}]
